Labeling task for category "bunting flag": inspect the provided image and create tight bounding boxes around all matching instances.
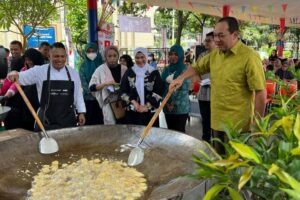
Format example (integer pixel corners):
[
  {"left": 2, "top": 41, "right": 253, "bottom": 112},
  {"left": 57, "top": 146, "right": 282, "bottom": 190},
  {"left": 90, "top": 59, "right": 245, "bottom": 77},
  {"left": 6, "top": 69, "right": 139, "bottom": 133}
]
[
  {"left": 252, "top": 6, "right": 257, "bottom": 13},
  {"left": 223, "top": 4, "right": 230, "bottom": 17},
  {"left": 267, "top": 5, "right": 273, "bottom": 12},
  {"left": 282, "top": 4, "right": 288, "bottom": 12},
  {"left": 188, "top": 0, "right": 193, "bottom": 9},
  {"left": 241, "top": 5, "right": 246, "bottom": 13}
]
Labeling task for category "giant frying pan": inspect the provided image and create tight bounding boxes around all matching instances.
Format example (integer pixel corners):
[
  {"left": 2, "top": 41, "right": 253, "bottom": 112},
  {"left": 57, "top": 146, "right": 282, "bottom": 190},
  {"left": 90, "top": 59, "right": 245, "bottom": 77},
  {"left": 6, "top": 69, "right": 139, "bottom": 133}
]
[{"left": 0, "top": 125, "right": 212, "bottom": 200}]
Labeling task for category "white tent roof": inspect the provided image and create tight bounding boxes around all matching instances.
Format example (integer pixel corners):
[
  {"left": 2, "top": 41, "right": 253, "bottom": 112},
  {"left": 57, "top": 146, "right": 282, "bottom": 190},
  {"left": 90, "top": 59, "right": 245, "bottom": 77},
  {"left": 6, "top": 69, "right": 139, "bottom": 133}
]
[{"left": 133, "top": 0, "right": 300, "bottom": 28}]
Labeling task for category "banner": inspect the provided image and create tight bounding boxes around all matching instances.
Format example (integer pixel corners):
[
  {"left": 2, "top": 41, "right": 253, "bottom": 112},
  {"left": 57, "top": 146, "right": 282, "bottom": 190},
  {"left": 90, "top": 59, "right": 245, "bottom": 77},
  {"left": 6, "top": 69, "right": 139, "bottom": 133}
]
[
  {"left": 98, "top": 23, "right": 115, "bottom": 53},
  {"left": 24, "top": 25, "right": 56, "bottom": 48},
  {"left": 118, "top": 15, "right": 151, "bottom": 33}
]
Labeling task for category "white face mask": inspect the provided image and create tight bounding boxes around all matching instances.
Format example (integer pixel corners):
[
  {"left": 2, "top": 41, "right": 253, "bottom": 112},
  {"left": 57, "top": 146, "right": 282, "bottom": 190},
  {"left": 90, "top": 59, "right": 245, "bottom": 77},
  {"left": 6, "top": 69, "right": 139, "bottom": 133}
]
[{"left": 86, "top": 52, "right": 97, "bottom": 61}]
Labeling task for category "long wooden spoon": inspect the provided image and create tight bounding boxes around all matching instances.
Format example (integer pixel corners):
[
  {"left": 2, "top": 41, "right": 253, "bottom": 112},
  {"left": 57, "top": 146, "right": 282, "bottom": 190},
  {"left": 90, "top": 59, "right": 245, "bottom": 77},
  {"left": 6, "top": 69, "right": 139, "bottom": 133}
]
[
  {"left": 15, "top": 83, "right": 59, "bottom": 154},
  {"left": 128, "top": 87, "right": 175, "bottom": 166}
]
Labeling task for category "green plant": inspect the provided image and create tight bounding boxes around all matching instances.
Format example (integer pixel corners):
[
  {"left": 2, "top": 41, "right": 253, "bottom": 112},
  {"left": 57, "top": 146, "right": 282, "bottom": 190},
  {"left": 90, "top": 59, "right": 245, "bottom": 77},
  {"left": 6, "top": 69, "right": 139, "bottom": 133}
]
[{"left": 192, "top": 84, "right": 300, "bottom": 200}]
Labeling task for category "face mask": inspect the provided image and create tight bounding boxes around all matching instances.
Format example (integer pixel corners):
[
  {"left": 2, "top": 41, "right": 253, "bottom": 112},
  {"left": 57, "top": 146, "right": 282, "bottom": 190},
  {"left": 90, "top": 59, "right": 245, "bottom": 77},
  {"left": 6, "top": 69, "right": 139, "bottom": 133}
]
[{"left": 87, "top": 53, "right": 97, "bottom": 61}]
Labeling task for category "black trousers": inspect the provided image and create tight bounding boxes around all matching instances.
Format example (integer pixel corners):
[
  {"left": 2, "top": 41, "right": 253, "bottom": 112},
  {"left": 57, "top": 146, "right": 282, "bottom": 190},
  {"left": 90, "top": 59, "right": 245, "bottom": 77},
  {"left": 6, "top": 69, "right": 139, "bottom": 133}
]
[
  {"left": 165, "top": 113, "right": 188, "bottom": 133},
  {"left": 124, "top": 110, "right": 159, "bottom": 127},
  {"left": 212, "top": 130, "right": 227, "bottom": 155},
  {"left": 84, "top": 100, "right": 104, "bottom": 125},
  {"left": 198, "top": 100, "right": 211, "bottom": 143}
]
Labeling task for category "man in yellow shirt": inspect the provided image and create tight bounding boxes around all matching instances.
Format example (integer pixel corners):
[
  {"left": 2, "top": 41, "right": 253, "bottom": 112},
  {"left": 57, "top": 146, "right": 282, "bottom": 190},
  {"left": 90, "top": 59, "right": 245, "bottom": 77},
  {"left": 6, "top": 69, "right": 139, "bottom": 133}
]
[{"left": 170, "top": 17, "right": 266, "bottom": 154}]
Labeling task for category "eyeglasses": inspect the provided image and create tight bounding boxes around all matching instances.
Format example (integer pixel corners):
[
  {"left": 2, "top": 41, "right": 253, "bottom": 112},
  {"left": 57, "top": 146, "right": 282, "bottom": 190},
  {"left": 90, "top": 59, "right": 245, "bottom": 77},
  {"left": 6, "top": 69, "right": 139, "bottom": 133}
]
[{"left": 204, "top": 39, "right": 212, "bottom": 43}]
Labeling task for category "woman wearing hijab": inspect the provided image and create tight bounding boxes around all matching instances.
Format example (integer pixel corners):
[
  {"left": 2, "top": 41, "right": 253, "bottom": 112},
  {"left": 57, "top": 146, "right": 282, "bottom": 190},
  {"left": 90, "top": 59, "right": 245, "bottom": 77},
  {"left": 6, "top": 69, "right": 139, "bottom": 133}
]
[
  {"left": 89, "top": 46, "right": 127, "bottom": 124},
  {"left": 79, "top": 43, "right": 104, "bottom": 125},
  {"left": 161, "top": 44, "right": 191, "bottom": 133},
  {"left": 3, "top": 48, "right": 43, "bottom": 130},
  {"left": 120, "top": 47, "right": 163, "bottom": 126}
]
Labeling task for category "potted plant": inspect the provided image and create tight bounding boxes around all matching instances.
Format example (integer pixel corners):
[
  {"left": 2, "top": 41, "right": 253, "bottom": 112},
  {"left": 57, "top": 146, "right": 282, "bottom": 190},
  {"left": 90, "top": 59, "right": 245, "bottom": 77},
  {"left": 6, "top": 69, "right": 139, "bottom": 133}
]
[{"left": 192, "top": 79, "right": 300, "bottom": 200}]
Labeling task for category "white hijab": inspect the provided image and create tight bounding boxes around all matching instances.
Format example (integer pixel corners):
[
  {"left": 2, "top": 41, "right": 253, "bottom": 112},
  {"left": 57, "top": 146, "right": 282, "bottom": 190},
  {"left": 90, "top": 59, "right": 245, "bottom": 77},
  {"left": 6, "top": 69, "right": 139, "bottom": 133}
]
[{"left": 132, "top": 47, "right": 155, "bottom": 105}]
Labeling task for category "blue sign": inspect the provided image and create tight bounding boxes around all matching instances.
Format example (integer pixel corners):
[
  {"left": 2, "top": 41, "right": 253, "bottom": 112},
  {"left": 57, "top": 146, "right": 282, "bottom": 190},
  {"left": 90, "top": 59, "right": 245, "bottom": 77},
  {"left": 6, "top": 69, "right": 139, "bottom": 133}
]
[{"left": 24, "top": 25, "right": 56, "bottom": 48}]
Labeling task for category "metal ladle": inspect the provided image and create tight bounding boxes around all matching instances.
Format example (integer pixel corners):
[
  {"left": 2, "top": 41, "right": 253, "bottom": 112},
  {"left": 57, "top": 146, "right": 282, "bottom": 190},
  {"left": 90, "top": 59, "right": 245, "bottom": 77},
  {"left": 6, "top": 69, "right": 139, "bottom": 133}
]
[
  {"left": 15, "top": 83, "right": 59, "bottom": 154},
  {"left": 128, "top": 87, "right": 175, "bottom": 166}
]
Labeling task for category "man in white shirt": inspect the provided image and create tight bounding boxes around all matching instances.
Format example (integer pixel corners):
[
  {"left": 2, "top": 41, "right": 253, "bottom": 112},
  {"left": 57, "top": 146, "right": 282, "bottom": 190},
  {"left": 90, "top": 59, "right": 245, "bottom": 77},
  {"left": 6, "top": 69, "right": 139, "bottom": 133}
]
[{"left": 8, "top": 42, "right": 86, "bottom": 130}]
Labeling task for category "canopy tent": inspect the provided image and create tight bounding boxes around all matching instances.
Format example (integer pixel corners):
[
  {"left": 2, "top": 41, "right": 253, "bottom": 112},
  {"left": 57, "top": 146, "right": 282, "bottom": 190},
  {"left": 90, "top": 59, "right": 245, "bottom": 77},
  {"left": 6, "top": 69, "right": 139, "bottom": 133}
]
[{"left": 132, "top": 0, "right": 300, "bottom": 28}]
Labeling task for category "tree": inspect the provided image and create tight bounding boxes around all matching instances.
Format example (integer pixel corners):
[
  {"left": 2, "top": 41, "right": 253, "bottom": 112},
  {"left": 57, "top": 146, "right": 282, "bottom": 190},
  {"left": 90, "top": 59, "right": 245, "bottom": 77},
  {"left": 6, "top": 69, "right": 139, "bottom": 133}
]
[
  {"left": 64, "top": 0, "right": 88, "bottom": 57},
  {"left": 175, "top": 10, "right": 190, "bottom": 45},
  {"left": 118, "top": 1, "right": 147, "bottom": 17},
  {"left": 0, "top": 0, "right": 64, "bottom": 49},
  {"left": 154, "top": 8, "right": 218, "bottom": 46},
  {"left": 240, "top": 22, "right": 277, "bottom": 49},
  {"left": 184, "top": 13, "right": 218, "bottom": 39},
  {"left": 286, "top": 28, "right": 300, "bottom": 58}
]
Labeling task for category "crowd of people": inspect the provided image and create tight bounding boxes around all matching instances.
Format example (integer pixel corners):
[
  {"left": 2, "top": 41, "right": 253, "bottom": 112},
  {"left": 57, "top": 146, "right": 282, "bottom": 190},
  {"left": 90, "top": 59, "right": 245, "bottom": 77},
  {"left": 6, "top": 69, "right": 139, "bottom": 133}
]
[
  {"left": 3, "top": 16, "right": 300, "bottom": 154},
  {"left": 0, "top": 38, "right": 191, "bottom": 135}
]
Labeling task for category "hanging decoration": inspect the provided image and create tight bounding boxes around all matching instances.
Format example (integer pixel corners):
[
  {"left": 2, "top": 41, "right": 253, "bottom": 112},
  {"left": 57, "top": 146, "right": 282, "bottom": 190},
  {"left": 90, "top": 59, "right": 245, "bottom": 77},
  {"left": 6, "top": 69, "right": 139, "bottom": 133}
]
[
  {"left": 267, "top": 5, "right": 273, "bottom": 12},
  {"left": 277, "top": 17, "right": 285, "bottom": 57},
  {"left": 281, "top": 4, "right": 288, "bottom": 12},
  {"left": 223, "top": 4, "right": 230, "bottom": 17},
  {"left": 188, "top": 0, "right": 194, "bottom": 9},
  {"left": 280, "top": 18, "right": 285, "bottom": 33},
  {"left": 241, "top": 5, "right": 246, "bottom": 14},
  {"left": 176, "top": 0, "right": 179, "bottom": 8},
  {"left": 252, "top": 6, "right": 257, "bottom": 13}
]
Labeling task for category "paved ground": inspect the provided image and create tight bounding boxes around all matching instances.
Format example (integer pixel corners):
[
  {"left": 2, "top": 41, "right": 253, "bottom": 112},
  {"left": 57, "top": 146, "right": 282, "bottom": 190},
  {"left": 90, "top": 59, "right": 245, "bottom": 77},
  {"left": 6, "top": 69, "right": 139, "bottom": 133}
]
[{"left": 159, "top": 111, "right": 203, "bottom": 141}]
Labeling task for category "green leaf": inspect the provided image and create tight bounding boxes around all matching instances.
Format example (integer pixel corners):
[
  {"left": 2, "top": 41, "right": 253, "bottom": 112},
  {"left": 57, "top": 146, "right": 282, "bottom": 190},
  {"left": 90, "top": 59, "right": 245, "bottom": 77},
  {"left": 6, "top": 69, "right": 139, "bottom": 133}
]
[
  {"left": 282, "top": 115, "right": 294, "bottom": 140},
  {"left": 203, "top": 184, "right": 226, "bottom": 200},
  {"left": 226, "top": 160, "right": 249, "bottom": 171},
  {"left": 238, "top": 167, "right": 253, "bottom": 191},
  {"left": 203, "top": 141, "right": 222, "bottom": 160},
  {"left": 212, "top": 137, "right": 234, "bottom": 155},
  {"left": 227, "top": 187, "right": 244, "bottom": 200},
  {"left": 269, "top": 164, "right": 300, "bottom": 191},
  {"left": 278, "top": 141, "right": 293, "bottom": 159},
  {"left": 192, "top": 157, "right": 223, "bottom": 172},
  {"left": 291, "top": 147, "right": 300, "bottom": 156},
  {"left": 213, "top": 159, "right": 241, "bottom": 167},
  {"left": 197, "top": 149, "right": 213, "bottom": 162},
  {"left": 294, "top": 113, "right": 300, "bottom": 146},
  {"left": 287, "top": 159, "right": 300, "bottom": 181},
  {"left": 268, "top": 119, "right": 282, "bottom": 135},
  {"left": 280, "top": 188, "right": 300, "bottom": 200},
  {"left": 229, "top": 141, "right": 262, "bottom": 163}
]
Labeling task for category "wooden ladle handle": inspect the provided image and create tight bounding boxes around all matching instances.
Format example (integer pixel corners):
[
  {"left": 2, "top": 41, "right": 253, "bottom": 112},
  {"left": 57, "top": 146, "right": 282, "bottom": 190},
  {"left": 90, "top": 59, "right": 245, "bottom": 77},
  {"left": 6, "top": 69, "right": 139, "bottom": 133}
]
[
  {"left": 139, "top": 87, "right": 175, "bottom": 142},
  {"left": 15, "top": 83, "right": 47, "bottom": 135}
]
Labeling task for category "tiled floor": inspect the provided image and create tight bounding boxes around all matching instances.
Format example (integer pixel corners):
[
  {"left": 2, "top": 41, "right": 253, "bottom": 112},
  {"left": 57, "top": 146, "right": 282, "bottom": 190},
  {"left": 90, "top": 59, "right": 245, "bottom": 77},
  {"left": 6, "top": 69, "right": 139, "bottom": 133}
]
[
  {"left": 159, "top": 111, "right": 203, "bottom": 141},
  {"left": 186, "top": 116, "right": 203, "bottom": 140}
]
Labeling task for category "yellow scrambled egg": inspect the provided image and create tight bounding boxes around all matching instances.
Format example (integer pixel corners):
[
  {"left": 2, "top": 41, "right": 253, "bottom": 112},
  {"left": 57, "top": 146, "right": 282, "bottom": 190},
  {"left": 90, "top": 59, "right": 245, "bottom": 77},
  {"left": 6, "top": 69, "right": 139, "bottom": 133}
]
[{"left": 27, "top": 158, "right": 147, "bottom": 200}]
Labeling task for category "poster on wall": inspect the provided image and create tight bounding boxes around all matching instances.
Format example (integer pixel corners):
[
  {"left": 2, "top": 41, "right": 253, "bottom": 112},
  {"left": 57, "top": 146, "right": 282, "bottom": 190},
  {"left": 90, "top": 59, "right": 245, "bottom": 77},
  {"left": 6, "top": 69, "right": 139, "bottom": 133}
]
[
  {"left": 98, "top": 23, "right": 114, "bottom": 54},
  {"left": 24, "top": 25, "right": 56, "bottom": 48}
]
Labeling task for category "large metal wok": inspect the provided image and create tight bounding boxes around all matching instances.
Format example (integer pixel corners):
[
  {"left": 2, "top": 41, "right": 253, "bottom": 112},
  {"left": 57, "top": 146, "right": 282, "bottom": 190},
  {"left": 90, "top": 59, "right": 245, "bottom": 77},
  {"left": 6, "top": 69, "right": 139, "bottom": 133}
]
[
  {"left": 0, "top": 125, "right": 211, "bottom": 200},
  {"left": 0, "top": 106, "right": 11, "bottom": 121}
]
